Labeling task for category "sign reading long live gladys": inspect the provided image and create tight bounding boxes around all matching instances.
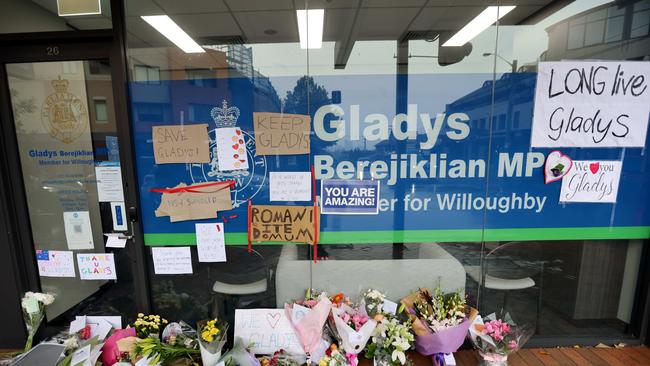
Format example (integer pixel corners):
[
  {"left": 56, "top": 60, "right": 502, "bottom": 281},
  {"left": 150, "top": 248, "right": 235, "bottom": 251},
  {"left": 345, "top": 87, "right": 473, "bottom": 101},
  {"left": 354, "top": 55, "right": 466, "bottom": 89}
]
[
  {"left": 531, "top": 61, "right": 650, "bottom": 147},
  {"left": 130, "top": 70, "right": 650, "bottom": 246}
]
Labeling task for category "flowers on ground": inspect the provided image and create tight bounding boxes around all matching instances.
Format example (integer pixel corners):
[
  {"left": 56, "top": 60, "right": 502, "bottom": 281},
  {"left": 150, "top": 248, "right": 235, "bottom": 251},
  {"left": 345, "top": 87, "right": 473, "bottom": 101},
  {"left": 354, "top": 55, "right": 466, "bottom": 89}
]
[
  {"left": 468, "top": 313, "right": 533, "bottom": 360},
  {"left": 366, "top": 316, "right": 415, "bottom": 366},
  {"left": 21, "top": 291, "right": 55, "bottom": 352},
  {"left": 134, "top": 313, "right": 167, "bottom": 338}
]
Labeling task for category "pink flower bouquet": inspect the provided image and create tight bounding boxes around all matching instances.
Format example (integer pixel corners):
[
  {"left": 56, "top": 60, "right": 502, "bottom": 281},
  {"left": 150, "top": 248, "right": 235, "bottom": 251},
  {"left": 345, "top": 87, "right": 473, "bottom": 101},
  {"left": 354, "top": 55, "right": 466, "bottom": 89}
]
[
  {"left": 285, "top": 289, "right": 332, "bottom": 357},
  {"left": 468, "top": 313, "right": 533, "bottom": 366},
  {"left": 329, "top": 303, "right": 377, "bottom": 366}
]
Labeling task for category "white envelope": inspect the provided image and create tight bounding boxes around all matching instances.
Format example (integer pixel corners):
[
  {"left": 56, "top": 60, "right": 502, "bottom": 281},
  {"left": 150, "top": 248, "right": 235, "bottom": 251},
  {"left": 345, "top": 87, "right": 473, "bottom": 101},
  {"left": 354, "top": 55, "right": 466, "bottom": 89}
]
[{"left": 331, "top": 305, "right": 377, "bottom": 354}]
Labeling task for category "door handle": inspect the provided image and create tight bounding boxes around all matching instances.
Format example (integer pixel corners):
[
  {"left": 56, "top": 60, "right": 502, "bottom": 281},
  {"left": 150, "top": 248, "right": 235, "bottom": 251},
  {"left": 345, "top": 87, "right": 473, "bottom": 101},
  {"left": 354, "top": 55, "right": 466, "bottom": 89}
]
[{"left": 117, "top": 206, "right": 138, "bottom": 240}]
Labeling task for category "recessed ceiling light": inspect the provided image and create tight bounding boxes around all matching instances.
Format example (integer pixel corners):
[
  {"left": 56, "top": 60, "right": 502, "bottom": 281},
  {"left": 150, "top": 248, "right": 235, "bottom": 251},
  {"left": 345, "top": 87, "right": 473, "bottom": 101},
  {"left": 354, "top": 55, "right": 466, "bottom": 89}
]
[
  {"left": 141, "top": 15, "right": 205, "bottom": 53},
  {"left": 264, "top": 29, "right": 278, "bottom": 35},
  {"left": 297, "top": 9, "right": 324, "bottom": 49},
  {"left": 443, "top": 6, "right": 516, "bottom": 47}
]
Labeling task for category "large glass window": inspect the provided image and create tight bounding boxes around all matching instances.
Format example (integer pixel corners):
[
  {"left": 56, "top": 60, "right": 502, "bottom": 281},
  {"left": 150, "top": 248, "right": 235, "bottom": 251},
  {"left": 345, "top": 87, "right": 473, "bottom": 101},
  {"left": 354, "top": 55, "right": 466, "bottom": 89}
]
[{"left": 123, "top": 0, "right": 650, "bottom": 345}]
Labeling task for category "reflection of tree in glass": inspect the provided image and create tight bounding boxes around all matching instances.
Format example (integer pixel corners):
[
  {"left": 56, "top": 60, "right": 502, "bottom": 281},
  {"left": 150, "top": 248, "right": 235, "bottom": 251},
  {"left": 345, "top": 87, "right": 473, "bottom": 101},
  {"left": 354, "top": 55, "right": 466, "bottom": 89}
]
[
  {"left": 283, "top": 76, "right": 330, "bottom": 115},
  {"left": 10, "top": 88, "right": 37, "bottom": 134}
]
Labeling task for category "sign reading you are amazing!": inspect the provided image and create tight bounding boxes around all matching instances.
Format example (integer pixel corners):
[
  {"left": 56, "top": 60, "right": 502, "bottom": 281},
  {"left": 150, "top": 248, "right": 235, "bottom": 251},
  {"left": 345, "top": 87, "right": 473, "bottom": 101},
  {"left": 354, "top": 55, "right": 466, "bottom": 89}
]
[{"left": 531, "top": 61, "right": 650, "bottom": 147}]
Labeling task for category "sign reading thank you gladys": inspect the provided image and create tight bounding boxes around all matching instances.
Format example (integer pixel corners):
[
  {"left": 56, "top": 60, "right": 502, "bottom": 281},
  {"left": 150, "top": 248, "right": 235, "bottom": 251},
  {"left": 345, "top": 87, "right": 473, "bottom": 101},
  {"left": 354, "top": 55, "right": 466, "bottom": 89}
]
[{"left": 531, "top": 61, "right": 650, "bottom": 148}]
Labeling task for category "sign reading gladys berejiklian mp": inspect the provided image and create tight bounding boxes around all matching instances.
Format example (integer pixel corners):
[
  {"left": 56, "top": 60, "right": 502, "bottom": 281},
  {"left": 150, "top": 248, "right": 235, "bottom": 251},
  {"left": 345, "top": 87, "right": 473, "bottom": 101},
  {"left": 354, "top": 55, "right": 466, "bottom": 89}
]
[{"left": 321, "top": 179, "right": 380, "bottom": 215}]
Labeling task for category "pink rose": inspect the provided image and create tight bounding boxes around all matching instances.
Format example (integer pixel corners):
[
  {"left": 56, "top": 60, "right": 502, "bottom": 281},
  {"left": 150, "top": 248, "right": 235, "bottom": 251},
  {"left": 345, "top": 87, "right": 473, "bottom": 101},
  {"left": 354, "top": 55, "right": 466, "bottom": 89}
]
[{"left": 508, "top": 340, "right": 518, "bottom": 349}]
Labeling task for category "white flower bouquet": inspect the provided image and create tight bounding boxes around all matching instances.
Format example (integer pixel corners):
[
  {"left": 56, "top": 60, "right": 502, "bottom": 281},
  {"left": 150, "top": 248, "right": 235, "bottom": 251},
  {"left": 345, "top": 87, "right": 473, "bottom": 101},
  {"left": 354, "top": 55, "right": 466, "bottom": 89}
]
[{"left": 21, "top": 291, "right": 55, "bottom": 352}]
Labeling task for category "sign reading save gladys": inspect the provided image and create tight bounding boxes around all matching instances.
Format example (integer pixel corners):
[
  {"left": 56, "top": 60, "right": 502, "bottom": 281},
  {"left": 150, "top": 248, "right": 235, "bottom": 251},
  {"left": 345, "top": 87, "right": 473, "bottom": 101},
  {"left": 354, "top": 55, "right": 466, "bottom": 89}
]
[
  {"left": 152, "top": 124, "right": 210, "bottom": 164},
  {"left": 250, "top": 205, "right": 318, "bottom": 243},
  {"left": 532, "top": 61, "right": 650, "bottom": 148},
  {"left": 253, "top": 112, "right": 310, "bottom": 155},
  {"left": 321, "top": 179, "right": 380, "bottom": 214}
]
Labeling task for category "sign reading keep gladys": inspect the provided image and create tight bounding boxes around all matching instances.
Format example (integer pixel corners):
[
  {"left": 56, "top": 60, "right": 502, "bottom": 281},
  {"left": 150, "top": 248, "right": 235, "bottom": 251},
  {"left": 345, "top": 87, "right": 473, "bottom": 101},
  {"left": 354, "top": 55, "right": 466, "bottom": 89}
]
[{"left": 321, "top": 180, "right": 380, "bottom": 215}]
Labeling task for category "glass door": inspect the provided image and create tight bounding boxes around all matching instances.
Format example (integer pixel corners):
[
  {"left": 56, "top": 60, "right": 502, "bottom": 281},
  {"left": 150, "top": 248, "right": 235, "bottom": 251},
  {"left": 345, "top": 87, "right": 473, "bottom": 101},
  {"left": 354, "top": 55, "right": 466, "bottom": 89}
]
[{"left": 5, "top": 58, "right": 138, "bottom": 327}]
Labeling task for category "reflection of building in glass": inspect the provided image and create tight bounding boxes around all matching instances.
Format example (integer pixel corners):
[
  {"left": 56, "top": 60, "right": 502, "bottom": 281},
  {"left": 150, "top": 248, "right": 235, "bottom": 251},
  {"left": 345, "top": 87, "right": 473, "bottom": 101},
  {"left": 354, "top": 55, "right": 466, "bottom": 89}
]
[{"left": 544, "top": 0, "right": 650, "bottom": 61}]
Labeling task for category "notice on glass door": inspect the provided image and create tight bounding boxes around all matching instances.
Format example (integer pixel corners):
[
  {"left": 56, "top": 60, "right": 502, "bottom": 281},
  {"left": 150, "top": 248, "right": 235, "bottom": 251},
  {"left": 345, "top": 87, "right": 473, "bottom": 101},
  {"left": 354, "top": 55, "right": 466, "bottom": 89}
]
[
  {"left": 77, "top": 253, "right": 117, "bottom": 280},
  {"left": 531, "top": 61, "right": 650, "bottom": 147},
  {"left": 63, "top": 211, "right": 94, "bottom": 250},
  {"left": 36, "top": 250, "right": 76, "bottom": 278},
  {"left": 559, "top": 160, "right": 622, "bottom": 203},
  {"left": 152, "top": 247, "right": 193, "bottom": 274},
  {"left": 95, "top": 162, "right": 124, "bottom": 202}
]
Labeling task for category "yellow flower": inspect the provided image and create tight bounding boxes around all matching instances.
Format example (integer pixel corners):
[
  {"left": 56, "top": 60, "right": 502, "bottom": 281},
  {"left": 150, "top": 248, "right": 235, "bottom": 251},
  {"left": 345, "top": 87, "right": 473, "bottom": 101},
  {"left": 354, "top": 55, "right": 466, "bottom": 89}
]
[
  {"left": 205, "top": 335, "right": 214, "bottom": 343},
  {"left": 137, "top": 313, "right": 144, "bottom": 318},
  {"left": 210, "top": 328, "right": 218, "bottom": 335}
]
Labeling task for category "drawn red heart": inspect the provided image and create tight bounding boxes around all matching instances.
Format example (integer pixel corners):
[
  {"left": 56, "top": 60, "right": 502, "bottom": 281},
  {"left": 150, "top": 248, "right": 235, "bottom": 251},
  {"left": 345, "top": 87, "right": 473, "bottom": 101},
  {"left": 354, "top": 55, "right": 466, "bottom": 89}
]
[
  {"left": 239, "top": 159, "right": 246, "bottom": 163},
  {"left": 232, "top": 144, "right": 239, "bottom": 150},
  {"left": 544, "top": 150, "right": 573, "bottom": 184},
  {"left": 590, "top": 162, "right": 600, "bottom": 174},
  {"left": 235, "top": 129, "right": 242, "bottom": 135},
  {"left": 266, "top": 312, "right": 281, "bottom": 329},
  {"left": 234, "top": 154, "right": 239, "bottom": 158},
  {"left": 238, "top": 139, "right": 244, "bottom": 144}
]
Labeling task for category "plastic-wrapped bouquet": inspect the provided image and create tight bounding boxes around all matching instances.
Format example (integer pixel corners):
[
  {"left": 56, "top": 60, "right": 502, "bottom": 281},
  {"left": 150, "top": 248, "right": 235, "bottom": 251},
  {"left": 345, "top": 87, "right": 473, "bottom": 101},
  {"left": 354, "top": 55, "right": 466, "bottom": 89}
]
[
  {"left": 365, "top": 316, "right": 414, "bottom": 366},
  {"left": 401, "top": 287, "right": 477, "bottom": 366},
  {"left": 134, "top": 313, "right": 168, "bottom": 338},
  {"left": 362, "top": 289, "right": 387, "bottom": 318},
  {"left": 328, "top": 293, "right": 377, "bottom": 366},
  {"left": 468, "top": 313, "right": 533, "bottom": 366},
  {"left": 284, "top": 289, "right": 332, "bottom": 360},
  {"left": 317, "top": 344, "right": 348, "bottom": 366},
  {"left": 21, "top": 292, "right": 55, "bottom": 352},
  {"left": 197, "top": 318, "right": 229, "bottom": 366}
]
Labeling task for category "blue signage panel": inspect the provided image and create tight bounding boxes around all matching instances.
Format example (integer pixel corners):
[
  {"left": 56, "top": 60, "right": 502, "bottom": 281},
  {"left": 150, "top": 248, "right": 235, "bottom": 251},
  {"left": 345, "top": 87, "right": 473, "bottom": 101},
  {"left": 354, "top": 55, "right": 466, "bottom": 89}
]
[
  {"left": 321, "top": 180, "right": 380, "bottom": 215},
  {"left": 129, "top": 73, "right": 650, "bottom": 246}
]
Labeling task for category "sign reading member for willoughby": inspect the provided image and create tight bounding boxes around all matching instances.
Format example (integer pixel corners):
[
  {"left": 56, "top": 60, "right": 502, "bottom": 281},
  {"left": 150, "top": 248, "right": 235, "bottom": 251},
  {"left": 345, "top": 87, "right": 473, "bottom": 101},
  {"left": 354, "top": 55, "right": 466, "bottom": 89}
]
[{"left": 531, "top": 61, "right": 650, "bottom": 148}]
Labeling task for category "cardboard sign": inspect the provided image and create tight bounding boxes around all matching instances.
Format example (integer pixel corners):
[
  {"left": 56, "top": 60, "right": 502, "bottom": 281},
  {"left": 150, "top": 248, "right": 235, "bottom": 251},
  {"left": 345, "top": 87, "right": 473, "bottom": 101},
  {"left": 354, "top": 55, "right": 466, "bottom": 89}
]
[
  {"left": 234, "top": 309, "right": 304, "bottom": 355},
  {"left": 531, "top": 61, "right": 650, "bottom": 147},
  {"left": 321, "top": 180, "right": 380, "bottom": 214},
  {"left": 215, "top": 127, "right": 249, "bottom": 171},
  {"left": 36, "top": 250, "right": 76, "bottom": 278},
  {"left": 250, "top": 205, "right": 318, "bottom": 244},
  {"left": 152, "top": 247, "right": 193, "bottom": 274},
  {"left": 269, "top": 172, "right": 312, "bottom": 201},
  {"left": 253, "top": 112, "right": 311, "bottom": 155},
  {"left": 152, "top": 124, "right": 210, "bottom": 164},
  {"left": 560, "top": 160, "right": 622, "bottom": 203},
  {"left": 77, "top": 253, "right": 117, "bottom": 280},
  {"left": 155, "top": 183, "right": 232, "bottom": 222},
  {"left": 195, "top": 223, "right": 227, "bottom": 262}
]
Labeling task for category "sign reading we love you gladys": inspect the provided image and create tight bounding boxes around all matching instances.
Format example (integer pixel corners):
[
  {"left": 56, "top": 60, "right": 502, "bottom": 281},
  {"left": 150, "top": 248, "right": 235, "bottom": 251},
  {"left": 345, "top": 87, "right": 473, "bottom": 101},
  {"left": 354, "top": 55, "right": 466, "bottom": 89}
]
[
  {"left": 560, "top": 160, "right": 622, "bottom": 203},
  {"left": 130, "top": 69, "right": 650, "bottom": 246}
]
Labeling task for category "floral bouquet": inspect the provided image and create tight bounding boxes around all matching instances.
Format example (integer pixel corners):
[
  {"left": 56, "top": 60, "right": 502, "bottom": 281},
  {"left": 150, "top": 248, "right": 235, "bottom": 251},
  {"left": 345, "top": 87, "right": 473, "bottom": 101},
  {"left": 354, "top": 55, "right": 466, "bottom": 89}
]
[
  {"left": 197, "top": 318, "right": 228, "bottom": 366},
  {"left": 328, "top": 295, "right": 377, "bottom": 366},
  {"left": 317, "top": 344, "right": 348, "bottom": 366},
  {"left": 258, "top": 349, "right": 305, "bottom": 366},
  {"left": 401, "top": 287, "right": 477, "bottom": 366},
  {"left": 284, "top": 289, "right": 332, "bottom": 360},
  {"left": 365, "top": 316, "right": 414, "bottom": 366},
  {"left": 219, "top": 337, "right": 261, "bottom": 366},
  {"left": 362, "top": 289, "right": 387, "bottom": 318},
  {"left": 468, "top": 313, "right": 533, "bottom": 366},
  {"left": 21, "top": 291, "right": 55, "bottom": 352},
  {"left": 135, "top": 313, "right": 168, "bottom": 339}
]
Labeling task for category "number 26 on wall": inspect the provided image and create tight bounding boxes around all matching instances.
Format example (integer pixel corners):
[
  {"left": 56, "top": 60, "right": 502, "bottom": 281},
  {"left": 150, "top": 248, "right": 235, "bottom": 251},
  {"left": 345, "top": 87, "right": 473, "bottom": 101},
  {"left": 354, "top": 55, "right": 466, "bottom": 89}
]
[{"left": 46, "top": 46, "right": 60, "bottom": 56}]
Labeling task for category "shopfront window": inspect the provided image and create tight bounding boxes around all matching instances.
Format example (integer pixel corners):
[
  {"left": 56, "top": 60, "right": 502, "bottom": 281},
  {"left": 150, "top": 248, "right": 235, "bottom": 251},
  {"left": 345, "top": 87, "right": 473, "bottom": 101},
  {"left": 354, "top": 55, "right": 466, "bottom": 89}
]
[
  {"left": 0, "top": 0, "right": 111, "bottom": 34},
  {"left": 123, "top": 0, "right": 650, "bottom": 344}
]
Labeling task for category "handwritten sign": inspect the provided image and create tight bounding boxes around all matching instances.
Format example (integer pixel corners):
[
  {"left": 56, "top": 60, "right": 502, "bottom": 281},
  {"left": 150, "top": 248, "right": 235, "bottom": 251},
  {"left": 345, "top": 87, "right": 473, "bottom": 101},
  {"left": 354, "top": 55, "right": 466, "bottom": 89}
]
[
  {"left": 250, "top": 205, "right": 318, "bottom": 244},
  {"left": 321, "top": 180, "right": 380, "bottom": 214},
  {"left": 36, "top": 250, "right": 76, "bottom": 278},
  {"left": 253, "top": 112, "right": 310, "bottom": 155},
  {"left": 269, "top": 172, "right": 312, "bottom": 201},
  {"left": 152, "top": 247, "right": 193, "bottom": 274},
  {"left": 560, "top": 160, "right": 622, "bottom": 203},
  {"left": 77, "top": 253, "right": 117, "bottom": 280},
  {"left": 531, "top": 61, "right": 650, "bottom": 147},
  {"left": 234, "top": 309, "right": 304, "bottom": 355},
  {"left": 215, "top": 127, "right": 249, "bottom": 171},
  {"left": 196, "top": 223, "right": 227, "bottom": 262},
  {"left": 152, "top": 124, "right": 210, "bottom": 164},
  {"left": 155, "top": 183, "right": 232, "bottom": 222}
]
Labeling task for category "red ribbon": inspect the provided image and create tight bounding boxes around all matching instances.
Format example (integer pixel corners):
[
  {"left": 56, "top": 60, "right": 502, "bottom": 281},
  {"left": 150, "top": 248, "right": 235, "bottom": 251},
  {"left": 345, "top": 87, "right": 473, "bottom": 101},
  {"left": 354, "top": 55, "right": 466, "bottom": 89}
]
[
  {"left": 149, "top": 180, "right": 235, "bottom": 194},
  {"left": 311, "top": 165, "right": 318, "bottom": 263},
  {"left": 247, "top": 199, "right": 252, "bottom": 253}
]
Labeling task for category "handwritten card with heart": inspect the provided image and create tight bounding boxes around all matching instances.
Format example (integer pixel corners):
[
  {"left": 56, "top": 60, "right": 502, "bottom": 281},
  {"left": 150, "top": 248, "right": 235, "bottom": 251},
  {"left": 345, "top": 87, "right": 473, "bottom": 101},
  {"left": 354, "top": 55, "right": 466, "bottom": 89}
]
[
  {"left": 544, "top": 150, "right": 573, "bottom": 184},
  {"left": 215, "top": 127, "right": 249, "bottom": 171},
  {"left": 560, "top": 160, "right": 622, "bottom": 203},
  {"left": 234, "top": 308, "right": 304, "bottom": 355}
]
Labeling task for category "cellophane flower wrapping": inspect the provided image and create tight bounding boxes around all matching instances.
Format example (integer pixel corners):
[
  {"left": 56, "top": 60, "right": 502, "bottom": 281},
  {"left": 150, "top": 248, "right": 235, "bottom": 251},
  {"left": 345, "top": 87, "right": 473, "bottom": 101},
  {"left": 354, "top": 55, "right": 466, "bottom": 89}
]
[
  {"left": 401, "top": 288, "right": 478, "bottom": 365},
  {"left": 198, "top": 318, "right": 229, "bottom": 365},
  {"left": 284, "top": 292, "right": 332, "bottom": 356},
  {"left": 220, "top": 337, "right": 262, "bottom": 366},
  {"left": 468, "top": 312, "right": 533, "bottom": 364},
  {"left": 329, "top": 304, "right": 377, "bottom": 355}
]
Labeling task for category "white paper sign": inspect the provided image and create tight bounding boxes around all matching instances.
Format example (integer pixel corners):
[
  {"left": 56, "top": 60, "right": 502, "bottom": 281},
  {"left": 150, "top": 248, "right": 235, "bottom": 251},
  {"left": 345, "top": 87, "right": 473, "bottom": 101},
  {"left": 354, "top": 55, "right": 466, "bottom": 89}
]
[
  {"left": 71, "top": 345, "right": 91, "bottom": 366},
  {"left": 215, "top": 127, "right": 249, "bottom": 171},
  {"left": 560, "top": 160, "right": 622, "bottom": 203},
  {"left": 381, "top": 300, "right": 398, "bottom": 315},
  {"left": 152, "top": 247, "right": 193, "bottom": 274},
  {"left": 234, "top": 309, "right": 304, "bottom": 355},
  {"left": 70, "top": 315, "right": 87, "bottom": 334},
  {"left": 196, "top": 223, "right": 227, "bottom": 263},
  {"left": 77, "top": 253, "right": 117, "bottom": 280},
  {"left": 270, "top": 172, "right": 312, "bottom": 201},
  {"left": 95, "top": 164, "right": 125, "bottom": 202},
  {"left": 105, "top": 234, "right": 127, "bottom": 248},
  {"left": 36, "top": 250, "right": 76, "bottom": 278},
  {"left": 532, "top": 61, "right": 650, "bottom": 147},
  {"left": 64, "top": 211, "right": 94, "bottom": 250},
  {"left": 82, "top": 316, "right": 122, "bottom": 329}
]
